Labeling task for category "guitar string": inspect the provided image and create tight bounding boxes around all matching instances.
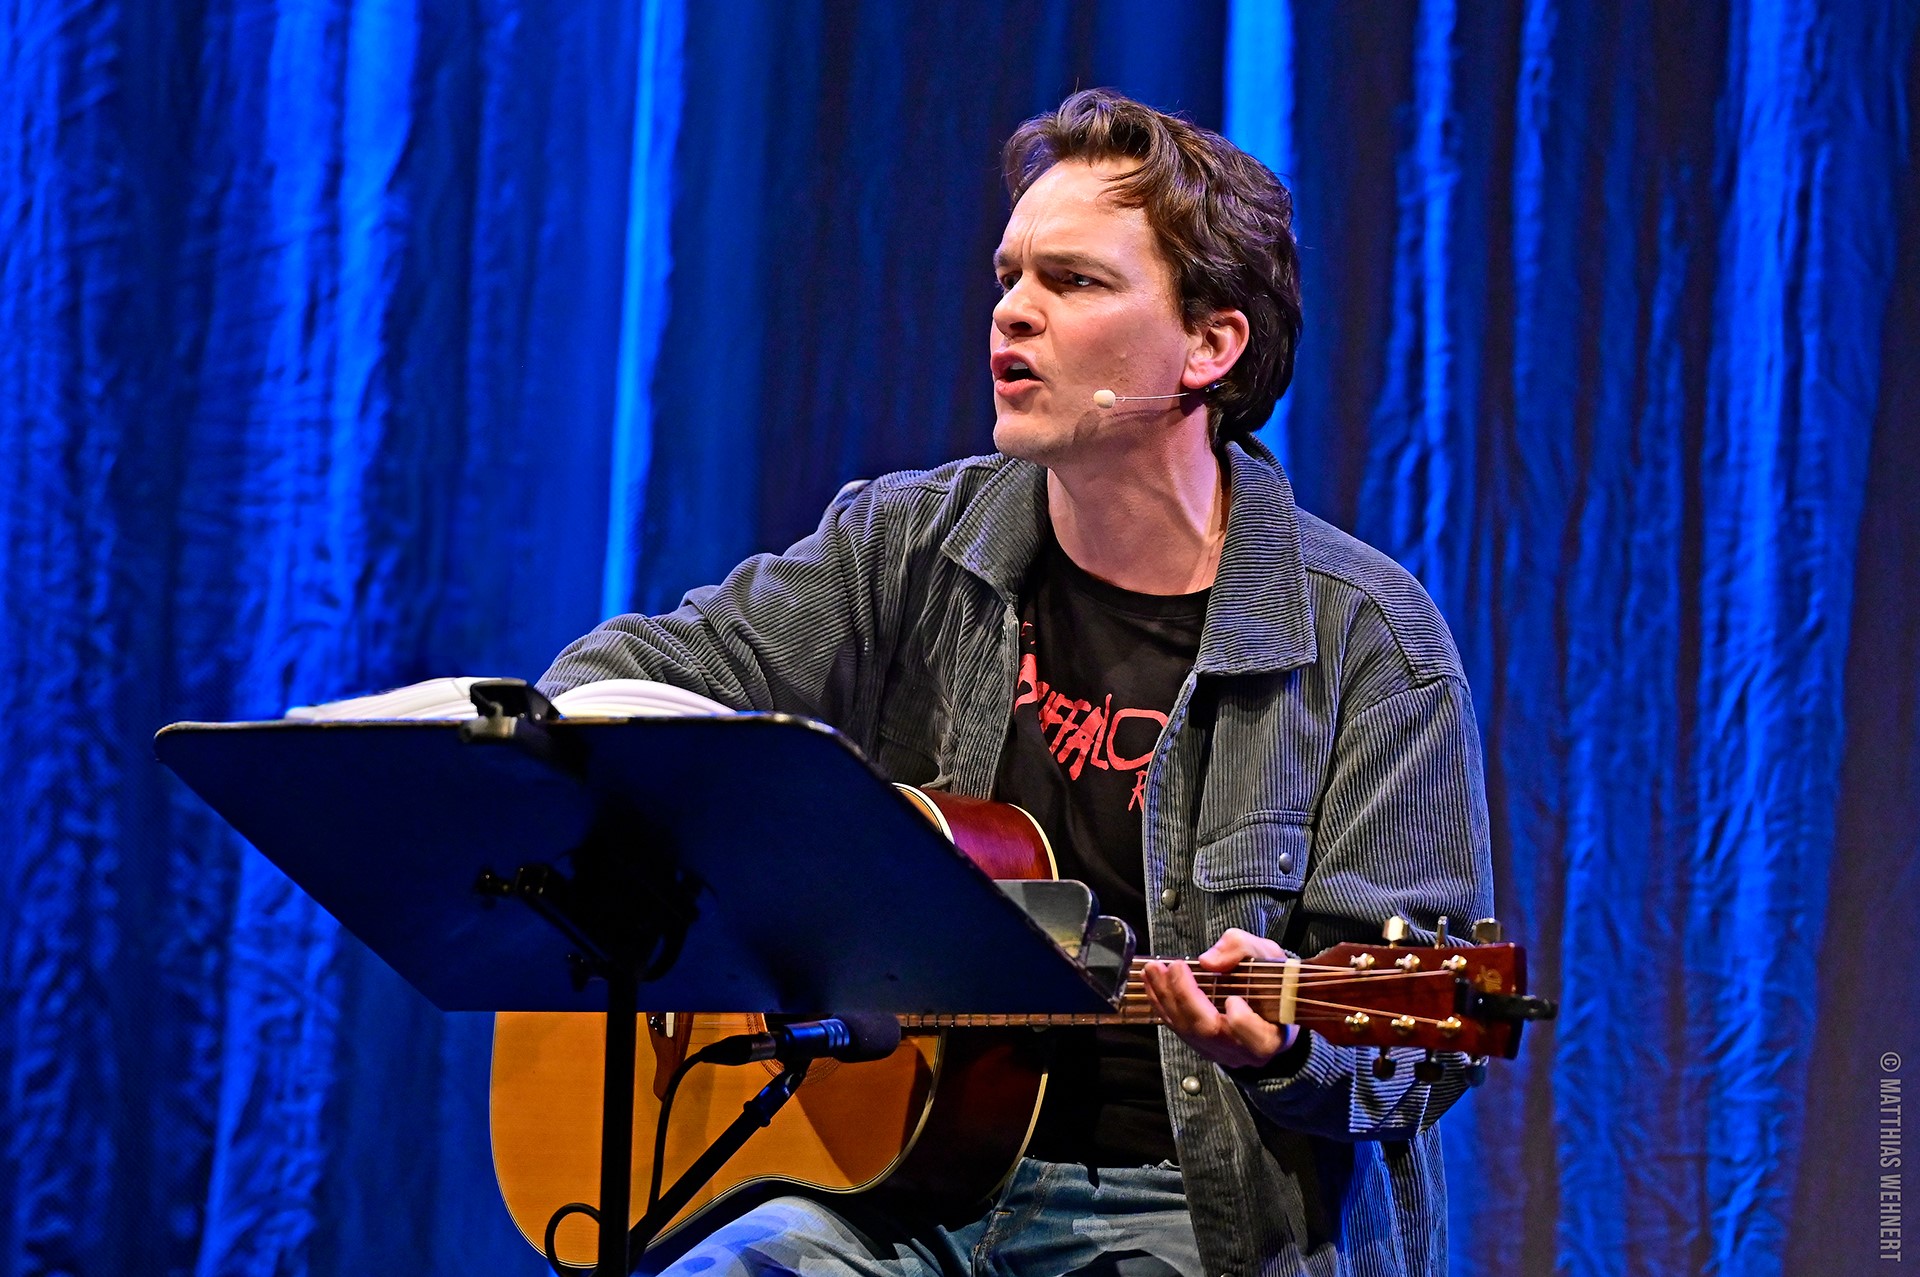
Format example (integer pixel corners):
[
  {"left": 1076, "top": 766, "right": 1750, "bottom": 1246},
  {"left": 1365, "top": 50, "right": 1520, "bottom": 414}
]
[
  {"left": 909, "top": 994, "right": 1467, "bottom": 1022},
  {"left": 1153, "top": 974, "right": 1455, "bottom": 985},
  {"left": 1287, "top": 996, "right": 1462, "bottom": 1026},
  {"left": 1128, "top": 962, "right": 1469, "bottom": 980},
  {"left": 872, "top": 939, "right": 1500, "bottom": 1029},
  {"left": 898, "top": 1008, "right": 1470, "bottom": 1033},
  {"left": 901, "top": 995, "right": 1473, "bottom": 1032},
  {"left": 895, "top": 970, "right": 1472, "bottom": 1026},
  {"left": 1116, "top": 968, "right": 1483, "bottom": 993},
  {"left": 1129, "top": 972, "right": 1464, "bottom": 994},
  {"left": 1122, "top": 956, "right": 1472, "bottom": 971}
]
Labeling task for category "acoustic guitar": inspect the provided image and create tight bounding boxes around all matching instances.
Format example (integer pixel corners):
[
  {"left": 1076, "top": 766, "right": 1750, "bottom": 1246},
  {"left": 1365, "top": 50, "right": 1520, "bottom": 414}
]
[{"left": 490, "top": 786, "right": 1548, "bottom": 1266}]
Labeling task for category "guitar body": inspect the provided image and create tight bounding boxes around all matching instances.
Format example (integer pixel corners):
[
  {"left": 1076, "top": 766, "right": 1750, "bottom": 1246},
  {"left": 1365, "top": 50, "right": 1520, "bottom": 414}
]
[
  {"left": 491, "top": 787, "right": 1554, "bottom": 1266},
  {"left": 489, "top": 788, "right": 1057, "bottom": 1265}
]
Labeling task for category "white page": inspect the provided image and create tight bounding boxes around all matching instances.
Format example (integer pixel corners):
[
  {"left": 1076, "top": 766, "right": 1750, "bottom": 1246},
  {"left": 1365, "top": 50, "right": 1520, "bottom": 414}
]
[{"left": 285, "top": 676, "right": 733, "bottom": 721}]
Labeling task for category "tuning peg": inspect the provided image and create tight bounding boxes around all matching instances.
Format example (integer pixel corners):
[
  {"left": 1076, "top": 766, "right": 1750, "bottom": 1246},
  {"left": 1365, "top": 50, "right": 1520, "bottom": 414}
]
[
  {"left": 1471, "top": 918, "right": 1502, "bottom": 945},
  {"left": 1381, "top": 915, "right": 1412, "bottom": 946},
  {"left": 1371, "top": 1052, "right": 1398, "bottom": 1080},
  {"left": 1433, "top": 916, "right": 1450, "bottom": 947},
  {"left": 1465, "top": 1059, "right": 1488, "bottom": 1088},
  {"left": 1413, "top": 1051, "right": 1444, "bottom": 1084}
]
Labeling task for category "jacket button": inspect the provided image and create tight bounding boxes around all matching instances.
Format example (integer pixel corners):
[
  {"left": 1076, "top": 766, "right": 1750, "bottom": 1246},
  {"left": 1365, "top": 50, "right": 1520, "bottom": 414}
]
[
  {"left": 1160, "top": 886, "right": 1180, "bottom": 909},
  {"left": 1277, "top": 851, "right": 1295, "bottom": 874},
  {"left": 1180, "top": 1074, "right": 1202, "bottom": 1095}
]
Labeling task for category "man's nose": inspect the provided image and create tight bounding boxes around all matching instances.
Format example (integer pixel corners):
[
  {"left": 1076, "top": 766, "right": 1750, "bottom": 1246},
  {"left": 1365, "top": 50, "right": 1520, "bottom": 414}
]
[{"left": 992, "top": 280, "right": 1042, "bottom": 336}]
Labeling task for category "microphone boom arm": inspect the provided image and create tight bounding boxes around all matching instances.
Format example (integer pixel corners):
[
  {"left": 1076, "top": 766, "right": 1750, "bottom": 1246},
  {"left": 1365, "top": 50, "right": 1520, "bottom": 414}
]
[
  {"left": 621, "top": 1060, "right": 813, "bottom": 1272},
  {"left": 1091, "top": 387, "right": 1204, "bottom": 409}
]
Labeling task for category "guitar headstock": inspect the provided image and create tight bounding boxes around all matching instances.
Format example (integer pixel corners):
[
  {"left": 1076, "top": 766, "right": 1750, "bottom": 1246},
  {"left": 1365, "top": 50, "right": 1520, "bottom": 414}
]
[{"left": 1295, "top": 932, "right": 1554, "bottom": 1059}]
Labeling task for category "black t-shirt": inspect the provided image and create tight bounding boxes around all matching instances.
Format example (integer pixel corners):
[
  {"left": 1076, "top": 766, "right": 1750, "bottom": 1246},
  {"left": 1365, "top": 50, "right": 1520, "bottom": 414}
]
[{"left": 992, "top": 532, "right": 1207, "bottom": 1168}]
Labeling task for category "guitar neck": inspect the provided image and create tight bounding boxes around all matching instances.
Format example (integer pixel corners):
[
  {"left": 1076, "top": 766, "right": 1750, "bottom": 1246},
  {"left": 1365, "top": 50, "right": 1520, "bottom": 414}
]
[
  {"left": 891, "top": 941, "right": 1544, "bottom": 1061},
  {"left": 898, "top": 958, "right": 1278, "bottom": 1029},
  {"left": 892, "top": 788, "right": 1546, "bottom": 1057}
]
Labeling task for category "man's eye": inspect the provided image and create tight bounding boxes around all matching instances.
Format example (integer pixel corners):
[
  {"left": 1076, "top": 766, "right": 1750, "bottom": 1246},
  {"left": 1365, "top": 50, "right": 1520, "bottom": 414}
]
[
  {"left": 996, "top": 272, "right": 1018, "bottom": 292},
  {"left": 1066, "top": 273, "right": 1096, "bottom": 288}
]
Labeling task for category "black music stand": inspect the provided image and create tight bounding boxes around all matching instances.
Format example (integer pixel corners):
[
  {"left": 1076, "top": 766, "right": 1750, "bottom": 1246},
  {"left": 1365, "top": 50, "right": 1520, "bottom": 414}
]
[{"left": 156, "top": 701, "right": 1117, "bottom": 1276}]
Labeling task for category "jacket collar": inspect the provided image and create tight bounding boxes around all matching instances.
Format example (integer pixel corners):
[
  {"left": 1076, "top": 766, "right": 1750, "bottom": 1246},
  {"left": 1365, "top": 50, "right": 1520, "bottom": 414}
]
[{"left": 941, "top": 439, "right": 1318, "bottom": 676}]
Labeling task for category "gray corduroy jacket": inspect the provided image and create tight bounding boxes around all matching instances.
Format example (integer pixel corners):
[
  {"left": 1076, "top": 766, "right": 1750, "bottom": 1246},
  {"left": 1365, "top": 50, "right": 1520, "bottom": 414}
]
[{"left": 539, "top": 439, "right": 1494, "bottom": 1277}]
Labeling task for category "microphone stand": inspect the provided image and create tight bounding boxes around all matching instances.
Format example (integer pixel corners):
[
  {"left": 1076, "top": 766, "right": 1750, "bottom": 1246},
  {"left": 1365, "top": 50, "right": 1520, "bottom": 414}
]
[{"left": 620, "top": 1059, "right": 814, "bottom": 1270}]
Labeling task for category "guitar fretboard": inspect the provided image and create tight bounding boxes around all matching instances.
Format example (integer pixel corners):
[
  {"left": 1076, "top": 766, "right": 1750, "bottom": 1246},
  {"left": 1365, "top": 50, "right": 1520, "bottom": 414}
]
[
  {"left": 900, "top": 1006, "right": 1160, "bottom": 1028},
  {"left": 897, "top": 958, "right": 1298, "bottom": 1029}
]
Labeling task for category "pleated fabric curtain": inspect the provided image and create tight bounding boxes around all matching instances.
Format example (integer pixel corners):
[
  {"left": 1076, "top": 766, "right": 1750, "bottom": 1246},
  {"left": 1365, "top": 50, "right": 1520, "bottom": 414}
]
[
  {"left": 1223, "top": 5, "right": 1919, "bottom": 1273},
  {"left": 1, "top": 2, "right": 643, "bottom": 1272},
  {"left": 1, "top": 2, "right": 1915, "bottom": 1276},
  {"left": 1228, "top": 4, "right": 1920, "bottom": 1267}
]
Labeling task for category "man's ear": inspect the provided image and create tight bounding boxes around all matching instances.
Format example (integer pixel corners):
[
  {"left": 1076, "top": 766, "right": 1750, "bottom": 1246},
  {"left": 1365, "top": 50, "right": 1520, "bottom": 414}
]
[{"left": 1184, "top": 309, "right": 1251, "bottom": 389}]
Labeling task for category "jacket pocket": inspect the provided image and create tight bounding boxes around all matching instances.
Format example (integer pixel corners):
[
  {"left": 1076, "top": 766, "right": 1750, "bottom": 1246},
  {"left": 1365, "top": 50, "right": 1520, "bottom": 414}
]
[{"left": 1192, "top": 811, "right": 1311, "bottom": 894}]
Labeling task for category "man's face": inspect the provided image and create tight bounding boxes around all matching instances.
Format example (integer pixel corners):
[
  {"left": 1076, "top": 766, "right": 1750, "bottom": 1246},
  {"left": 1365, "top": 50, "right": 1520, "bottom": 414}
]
[{"left": 989, "top": 160, "right": 1199, "bottom": 466}]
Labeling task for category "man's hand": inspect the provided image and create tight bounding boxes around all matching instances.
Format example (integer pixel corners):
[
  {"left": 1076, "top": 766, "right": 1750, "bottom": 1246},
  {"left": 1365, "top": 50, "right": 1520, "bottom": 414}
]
[{"left": 1141, "top": 928, "right": 1300, "bottom": 1070}]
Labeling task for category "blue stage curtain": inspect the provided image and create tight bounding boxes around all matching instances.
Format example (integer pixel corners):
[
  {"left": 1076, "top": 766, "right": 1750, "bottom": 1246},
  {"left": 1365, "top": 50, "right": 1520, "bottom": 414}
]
[
  {"left": 0, "top": 1, "right": 643, "bottom": 1273},
  {"left": 2, "top": 2, "right": 1915, "bottom": 1275},
  {"left": 1229, "top": 3, "right": 1920, "bottom": 1274}
]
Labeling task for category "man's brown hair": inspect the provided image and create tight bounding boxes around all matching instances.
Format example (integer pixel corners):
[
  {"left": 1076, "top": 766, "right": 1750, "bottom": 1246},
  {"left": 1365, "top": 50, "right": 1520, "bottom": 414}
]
[{"left": 1003, "top": 89, "right": 1302, "bottom": 445}]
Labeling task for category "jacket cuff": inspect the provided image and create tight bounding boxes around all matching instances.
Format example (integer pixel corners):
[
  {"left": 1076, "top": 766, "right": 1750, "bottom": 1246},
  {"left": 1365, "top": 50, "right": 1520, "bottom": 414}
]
[{"left": 1228, "top": 1029, "right": 1336, "bottom": 1098}]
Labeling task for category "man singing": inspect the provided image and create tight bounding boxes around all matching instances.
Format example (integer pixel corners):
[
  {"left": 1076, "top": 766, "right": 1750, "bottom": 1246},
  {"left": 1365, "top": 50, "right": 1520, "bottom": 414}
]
[{"left": 540, "top": 88, "right": 1492, "bottom": 1277}]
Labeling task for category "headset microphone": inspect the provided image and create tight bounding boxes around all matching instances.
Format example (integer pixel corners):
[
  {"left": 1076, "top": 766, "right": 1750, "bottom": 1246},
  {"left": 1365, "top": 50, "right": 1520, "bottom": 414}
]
[{"left": 1092, "top": 388, "right": 1196, "bottom": 409}]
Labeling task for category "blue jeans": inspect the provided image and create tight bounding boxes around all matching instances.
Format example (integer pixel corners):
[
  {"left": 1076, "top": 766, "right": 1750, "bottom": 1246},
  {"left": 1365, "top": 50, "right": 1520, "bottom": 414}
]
[{"left": 639, "top": 1159, "right": 1201, "bottom": 1276}]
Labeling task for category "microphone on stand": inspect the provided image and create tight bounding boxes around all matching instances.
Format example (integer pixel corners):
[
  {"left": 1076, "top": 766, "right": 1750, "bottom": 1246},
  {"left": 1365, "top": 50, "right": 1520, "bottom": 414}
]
[
  {"left": 1092, "top": 387, "right": 1197, "bottom": 409},
  {"left": 702, "top": 1013, "right": 902, "bottom": 1066}
]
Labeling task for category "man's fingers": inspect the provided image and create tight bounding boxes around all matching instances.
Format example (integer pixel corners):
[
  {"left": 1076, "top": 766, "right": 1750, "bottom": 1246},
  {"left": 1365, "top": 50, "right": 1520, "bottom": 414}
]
[
  {"left": 1196, "top": 927, "right": 1288, "bottom": 972},
  {"left": 1143, "top": 960, "right": 1218, "bottom": 1035},
  {"left": 1221, "top": 995, "right": 1288, "bottom": 1059},
  {"left": 1195, "top": 929, "right": 1252, "bottom": 971},
  {"left": 1144, "top": 964, "right": 1286, "bottom": 1069}
]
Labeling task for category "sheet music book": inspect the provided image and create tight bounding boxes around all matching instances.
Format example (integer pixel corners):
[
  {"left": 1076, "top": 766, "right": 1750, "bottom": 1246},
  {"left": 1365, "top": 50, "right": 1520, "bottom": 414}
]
[{"left": 284, "top": 676, "right": 733, "bottom": 722}]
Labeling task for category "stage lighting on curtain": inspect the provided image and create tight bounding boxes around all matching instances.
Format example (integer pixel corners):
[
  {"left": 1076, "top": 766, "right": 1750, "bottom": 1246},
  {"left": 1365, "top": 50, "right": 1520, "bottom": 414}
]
[
  {"left": 1225, "top": 0, "right": 1298, "bottom": 458},
  {"left": 604, "top": 0, "right": 687, "bottom": 619}
]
